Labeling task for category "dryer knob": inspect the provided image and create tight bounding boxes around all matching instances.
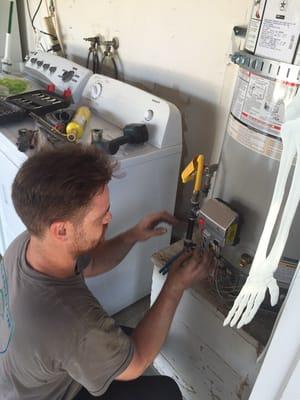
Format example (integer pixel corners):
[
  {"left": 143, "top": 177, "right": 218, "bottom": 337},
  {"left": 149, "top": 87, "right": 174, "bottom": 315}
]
[
  {"left": 144, "top": 109, "right": 154, "bottom": 121},
  {"left": 91, "top": 83, "right": 103, "bottom": 99},
  {"left": 62, "top": 70, "right": 75, "bottom": 82}
]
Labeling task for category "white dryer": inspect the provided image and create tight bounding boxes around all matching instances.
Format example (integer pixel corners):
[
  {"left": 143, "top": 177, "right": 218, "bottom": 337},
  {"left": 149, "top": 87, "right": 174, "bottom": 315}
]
[
  {"left": 0, "top": 133, "right": 27, "bottom": 255},
  {"left": 81, "top": 74, "right": 182, "bottom": 314}
]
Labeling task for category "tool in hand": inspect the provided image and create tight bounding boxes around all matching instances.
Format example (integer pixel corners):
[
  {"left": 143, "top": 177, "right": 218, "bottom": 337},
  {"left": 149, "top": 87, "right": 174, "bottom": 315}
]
[
  {"left": 159, "top": 249, "right": 186, "bottom": 275},
  {"left": 159, "top": 241, "right": 206, "bottom": 276}
]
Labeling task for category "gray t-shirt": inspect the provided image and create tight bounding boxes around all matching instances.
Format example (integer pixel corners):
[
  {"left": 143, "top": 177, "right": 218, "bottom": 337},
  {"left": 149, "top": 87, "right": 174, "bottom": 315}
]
[{"left": 0, "top": 232, "right": 133, "bottom": 400}]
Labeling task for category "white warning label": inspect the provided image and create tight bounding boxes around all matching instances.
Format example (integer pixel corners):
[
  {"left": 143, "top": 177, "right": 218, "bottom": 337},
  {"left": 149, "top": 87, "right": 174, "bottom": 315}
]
[
  {"left": 245, "top": 0, "right": 267, "bottom": 52},
  {"left": 231, "top": 68, "right": 299, "bottom": 137},
  {"left": 245, "top": 0, "right": 300, "bottom": 63},
  {"left": 227, "top": 114, "right": 283, "bottom": 161}
]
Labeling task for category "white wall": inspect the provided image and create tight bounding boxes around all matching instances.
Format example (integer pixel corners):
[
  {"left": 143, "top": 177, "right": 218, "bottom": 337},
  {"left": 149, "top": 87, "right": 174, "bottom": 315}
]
[{"left": 22, "top": 0, "right": 252, "bottom": 220}]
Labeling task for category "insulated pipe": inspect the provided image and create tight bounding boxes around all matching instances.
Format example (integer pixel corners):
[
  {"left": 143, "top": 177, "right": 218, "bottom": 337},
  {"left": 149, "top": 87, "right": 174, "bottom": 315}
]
[{"left": 1, "top": 0, "right": 14, "bottom": 73}]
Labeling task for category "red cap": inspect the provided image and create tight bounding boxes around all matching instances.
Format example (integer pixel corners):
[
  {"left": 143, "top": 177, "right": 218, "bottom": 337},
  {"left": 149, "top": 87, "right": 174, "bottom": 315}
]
[
  {"left": 198, "top": 217, "right": 205, "bottom": 227},
  {"left": 63, "top": 88, "right": 72, "bottom": 98},
  {"left": 47, "top": 84, "right": 56, "bottom": 93}
]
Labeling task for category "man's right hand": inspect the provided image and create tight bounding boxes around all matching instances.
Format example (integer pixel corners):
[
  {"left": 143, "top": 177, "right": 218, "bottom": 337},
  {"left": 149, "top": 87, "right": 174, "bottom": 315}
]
[
  {"left": 117, "top": 246, "right": 215, "bottom": 381},
  {"left": 165, "top": 248, "right": 215, "bottom": 294}
]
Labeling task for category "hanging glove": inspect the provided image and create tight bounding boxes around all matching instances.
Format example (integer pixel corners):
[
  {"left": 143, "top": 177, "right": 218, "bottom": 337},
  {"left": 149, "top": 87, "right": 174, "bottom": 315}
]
[{"left": 223, "top": 270, "right": 280, "bottom": 328}]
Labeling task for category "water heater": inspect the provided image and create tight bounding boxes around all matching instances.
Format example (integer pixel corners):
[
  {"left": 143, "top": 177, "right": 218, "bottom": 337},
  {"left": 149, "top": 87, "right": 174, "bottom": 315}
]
[{"left": 212, "top": 0, "right": 300, "bottom": 281}]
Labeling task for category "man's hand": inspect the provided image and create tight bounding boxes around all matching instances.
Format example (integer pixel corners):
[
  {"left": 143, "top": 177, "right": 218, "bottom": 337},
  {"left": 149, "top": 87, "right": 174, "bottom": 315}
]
[
  {"left": 84, "top": 211, "right": 177, "bottom": 277},
  {"left": 117, "top": 246, "right": 215, "bottom": 381},
  {"left": 165, "top": 248, "right": 215, "bottom": 294},
  {"left": 130, "top": 211, "right": 178, "bottom": 242}
]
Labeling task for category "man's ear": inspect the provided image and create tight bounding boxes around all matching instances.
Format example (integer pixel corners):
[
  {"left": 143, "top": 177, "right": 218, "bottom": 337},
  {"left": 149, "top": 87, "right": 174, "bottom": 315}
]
[{"left": 50, "top": 221, "right": 68, "bottom": 241}]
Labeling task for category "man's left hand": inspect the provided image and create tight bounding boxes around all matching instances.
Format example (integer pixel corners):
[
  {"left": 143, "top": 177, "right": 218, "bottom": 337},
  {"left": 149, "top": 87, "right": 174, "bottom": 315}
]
[{"left": 131, "top": 211, "right": 178, "bottom": 242}]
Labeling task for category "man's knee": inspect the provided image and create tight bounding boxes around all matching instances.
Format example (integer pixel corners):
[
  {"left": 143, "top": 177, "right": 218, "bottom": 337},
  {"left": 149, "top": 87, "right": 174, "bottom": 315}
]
[{"left": 159, "top": 376, "right": 182, "bottom": 399}]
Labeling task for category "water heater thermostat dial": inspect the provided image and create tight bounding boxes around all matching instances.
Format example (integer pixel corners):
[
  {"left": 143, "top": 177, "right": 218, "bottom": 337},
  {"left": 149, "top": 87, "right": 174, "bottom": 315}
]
[{"left": 91, "top": 83, "right": 103, "bottom": 99}]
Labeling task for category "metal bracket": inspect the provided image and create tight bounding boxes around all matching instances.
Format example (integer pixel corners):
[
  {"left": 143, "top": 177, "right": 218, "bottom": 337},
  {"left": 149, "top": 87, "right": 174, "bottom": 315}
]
[
  {"left": 83, "top": 36, "right": 101, "bottom": 49},
  {"left": 233, "top": 26, "right": 247, "bottom": 38},
  {"left": 231, "top": 51, "right": 300, "bottom": 84},
  {"left": 102, "top": 37, "right": 119, "bottom": 50}
]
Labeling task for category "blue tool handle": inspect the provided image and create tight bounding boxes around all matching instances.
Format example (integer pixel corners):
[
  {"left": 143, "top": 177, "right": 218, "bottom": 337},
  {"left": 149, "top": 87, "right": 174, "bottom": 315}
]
[{"left": 159, "top": 249, "right": 185, "bottom": 275}]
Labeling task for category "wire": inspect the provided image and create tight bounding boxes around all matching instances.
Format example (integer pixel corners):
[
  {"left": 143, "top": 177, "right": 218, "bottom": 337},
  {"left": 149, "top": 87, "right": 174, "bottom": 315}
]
[
  {"left": 26, "top": 0, "right": 57, "bottom": 39},
  {"left": 52, "top": 0, "right": 65, "bottom": 56},
  {"left": 26, "top": 0, "right": 34, "bottom": 30},
  {"left": 39, "top": 41, "right": 46, "bottom": 52},
  {"left": 32, "top": 0, "right": 43, "bottom": 27},
  {"left": 212, "top": 259, "right": 244, "bottom": 304},
  {"left": 44, "top": 0, "right": 50, "bottom": 16},
  {"left": 111, "top": 56, "right": 118, "bottom": 80}
]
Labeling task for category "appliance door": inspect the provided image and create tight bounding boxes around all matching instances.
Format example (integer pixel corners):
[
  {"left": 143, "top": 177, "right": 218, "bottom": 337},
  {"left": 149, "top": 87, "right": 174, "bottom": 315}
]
[
  {"left": 85, "top": 145, "right": 182, "bottom": 315},
  {"left": 249, "top": 263, "right": 300, "bottom": 400},
  {"left": 0, "top": 150, "right": 26, "bottom": 254}
]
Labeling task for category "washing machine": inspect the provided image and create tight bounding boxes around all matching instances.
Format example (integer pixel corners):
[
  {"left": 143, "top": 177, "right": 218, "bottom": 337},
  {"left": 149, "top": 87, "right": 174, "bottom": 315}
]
[
  {"left": 0, "top": 51, "right": 92, "bottom": 254},
  {"left": 0, "top": 58, "right": 182, "bottom": 315}
]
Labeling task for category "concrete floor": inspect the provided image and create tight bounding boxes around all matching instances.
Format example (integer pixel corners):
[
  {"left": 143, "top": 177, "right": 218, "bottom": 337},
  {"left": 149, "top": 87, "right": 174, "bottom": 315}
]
[
  {"left": 113, "top": 295, "right": 159, "bottom": 376},
  {"left": 113, "top": 295, "right": 150, "bottom": 328}
]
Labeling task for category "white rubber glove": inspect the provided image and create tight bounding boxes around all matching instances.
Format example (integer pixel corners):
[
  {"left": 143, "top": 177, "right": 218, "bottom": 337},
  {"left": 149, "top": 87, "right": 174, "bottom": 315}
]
[
  {"left": 224, "top": 271, "right": 280, "bottom": 328},
  {"left": 224, "top": 96, "right": 300, "bottom": 329}
]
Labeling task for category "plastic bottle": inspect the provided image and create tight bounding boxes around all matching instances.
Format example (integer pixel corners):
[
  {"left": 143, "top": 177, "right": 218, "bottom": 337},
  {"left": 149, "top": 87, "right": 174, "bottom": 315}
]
[{"left": 66, "top": 106, "right": 91, "bottom": 141}]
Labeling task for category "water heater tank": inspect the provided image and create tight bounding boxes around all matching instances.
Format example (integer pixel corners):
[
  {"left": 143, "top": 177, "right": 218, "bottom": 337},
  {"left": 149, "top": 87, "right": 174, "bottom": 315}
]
[{"left": 212, "top": 52, "right": 300, "bottom": 271}]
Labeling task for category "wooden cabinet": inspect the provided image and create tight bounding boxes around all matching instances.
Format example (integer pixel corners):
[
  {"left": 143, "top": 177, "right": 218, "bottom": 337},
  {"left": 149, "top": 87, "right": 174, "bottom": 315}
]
[{"left": 150, "top": 241, "right": 276, "bottom": 400}]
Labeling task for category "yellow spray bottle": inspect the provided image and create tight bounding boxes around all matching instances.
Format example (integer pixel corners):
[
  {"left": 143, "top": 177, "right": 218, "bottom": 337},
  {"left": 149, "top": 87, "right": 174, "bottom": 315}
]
[{"left": 66, "top": 106, "right": 91, "bottom": 141}]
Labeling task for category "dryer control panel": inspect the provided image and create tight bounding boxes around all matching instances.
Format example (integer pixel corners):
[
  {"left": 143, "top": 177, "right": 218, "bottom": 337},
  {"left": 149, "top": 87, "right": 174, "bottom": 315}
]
[
  {"left": 82, "top": 74, "right": 182, "bottom": 149},
  {"left": 24, "top": 52, "right": 92, "bottom": 103}
]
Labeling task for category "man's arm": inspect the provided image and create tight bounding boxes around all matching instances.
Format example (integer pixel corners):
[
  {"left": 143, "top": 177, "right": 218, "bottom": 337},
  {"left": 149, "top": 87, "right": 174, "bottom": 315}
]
[
  {"left": 83, "top": 211, "right": 177, "bottom": 278},
  {"left": 116, "top": 248, "right": 214, "bottom": 380}
]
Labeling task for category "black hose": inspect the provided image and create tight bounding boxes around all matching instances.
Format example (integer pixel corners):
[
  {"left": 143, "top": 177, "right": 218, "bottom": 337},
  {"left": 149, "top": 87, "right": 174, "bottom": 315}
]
[{"left": 100, "top": 54, "right": 119, "bottom": 79}]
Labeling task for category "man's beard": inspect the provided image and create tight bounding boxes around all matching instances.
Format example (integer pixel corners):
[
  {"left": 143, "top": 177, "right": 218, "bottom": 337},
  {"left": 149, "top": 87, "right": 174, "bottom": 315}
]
[{"left": 72, "top": 225, "right": 108, "bottom": 257}]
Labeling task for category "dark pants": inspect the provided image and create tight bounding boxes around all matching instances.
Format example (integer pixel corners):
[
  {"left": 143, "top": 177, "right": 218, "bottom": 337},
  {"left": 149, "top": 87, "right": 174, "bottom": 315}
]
[
  {"left": 73, "top": 326, "right": 182, "bottom": 400},
  {"left": 75, "top": 375, "right": 182, "bottom": 399}
]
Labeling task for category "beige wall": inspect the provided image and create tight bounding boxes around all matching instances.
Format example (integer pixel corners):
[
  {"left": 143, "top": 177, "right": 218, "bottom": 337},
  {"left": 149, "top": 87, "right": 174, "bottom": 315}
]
[{"left": 23, "top": 0, "right": 252, "bottom": 220}]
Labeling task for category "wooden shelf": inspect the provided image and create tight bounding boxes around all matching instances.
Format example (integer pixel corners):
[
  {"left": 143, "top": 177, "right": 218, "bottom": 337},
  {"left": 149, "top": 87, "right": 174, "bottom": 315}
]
[{"left": 152, "top": 240, "right": 277, "bottom": 349}]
